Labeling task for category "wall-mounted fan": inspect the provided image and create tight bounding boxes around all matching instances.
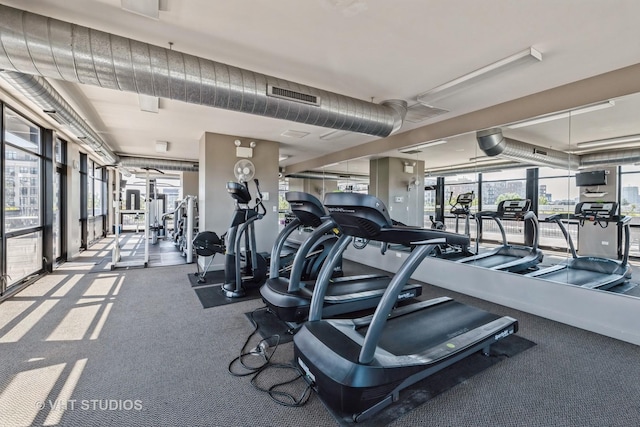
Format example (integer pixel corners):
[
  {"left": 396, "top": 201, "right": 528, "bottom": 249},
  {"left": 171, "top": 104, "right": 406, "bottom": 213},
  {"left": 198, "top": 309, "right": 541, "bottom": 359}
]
[{"left": 233, "top": 159, "right": 256, "bottom": 182}]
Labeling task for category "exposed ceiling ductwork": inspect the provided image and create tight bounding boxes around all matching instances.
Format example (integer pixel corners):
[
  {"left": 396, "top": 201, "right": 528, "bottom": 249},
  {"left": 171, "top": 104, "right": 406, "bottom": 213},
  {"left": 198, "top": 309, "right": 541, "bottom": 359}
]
[
  {"left": 476, "top": 128, "right": 580, "bottom": 170},
  {"left": 0, "top": 4, "right": 406, "bottom": 138},
  {"left": 118, "top": 156, "right": 199, "bottom": 172},
  {"left": 1, "top": 71, "right": 118, "bottom": 164},
  {"left": 580, "top": 148, "right": 640, "bottom": 168},
  {"left": 477, "top": 128, "right": 640, "bottom": 171}
]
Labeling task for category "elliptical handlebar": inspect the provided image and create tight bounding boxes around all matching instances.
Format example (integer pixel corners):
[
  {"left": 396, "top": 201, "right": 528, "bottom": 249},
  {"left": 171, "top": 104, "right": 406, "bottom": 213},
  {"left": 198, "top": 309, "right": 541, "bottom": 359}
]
[{"left": 252, "top": 178, "right": 267, "bottom": 216}]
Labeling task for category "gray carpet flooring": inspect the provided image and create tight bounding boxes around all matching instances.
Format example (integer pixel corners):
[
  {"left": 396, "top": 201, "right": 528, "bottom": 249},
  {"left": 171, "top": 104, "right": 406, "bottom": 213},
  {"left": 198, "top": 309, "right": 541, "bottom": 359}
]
[{"left": 1, "top": 242, "right": 640, "bottom": 426}]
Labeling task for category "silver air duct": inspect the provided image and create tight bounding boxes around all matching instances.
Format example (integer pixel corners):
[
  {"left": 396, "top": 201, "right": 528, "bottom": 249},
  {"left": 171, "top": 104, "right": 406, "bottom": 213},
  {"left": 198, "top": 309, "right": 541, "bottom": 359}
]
[
  {"left": 477, "top": 128, "right": 580, "bottom": 170},
  {"left": 0, "top": 4, "right": 406, "bottom": 137},
  {"left": 118, "top": 156, "right": 198, "bottom": 172},
  {"left": 580, "top": 148, "right": 640, "bottom": 168},
  {"left": 1, "top": 71, "right": 118, "bottom": 164}
]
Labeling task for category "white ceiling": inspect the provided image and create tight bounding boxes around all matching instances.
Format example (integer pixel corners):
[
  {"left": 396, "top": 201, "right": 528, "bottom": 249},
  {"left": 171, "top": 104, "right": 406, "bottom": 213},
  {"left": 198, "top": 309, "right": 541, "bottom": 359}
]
[{"left": 1, "top": 0, "right": 640, "bottom": 175}]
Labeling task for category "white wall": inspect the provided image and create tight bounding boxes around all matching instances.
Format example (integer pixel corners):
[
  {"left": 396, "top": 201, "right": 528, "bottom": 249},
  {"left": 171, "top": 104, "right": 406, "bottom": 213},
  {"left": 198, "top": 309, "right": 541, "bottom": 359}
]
[{"left": 65, "top": 141, "right": 82, "bottom": 259}]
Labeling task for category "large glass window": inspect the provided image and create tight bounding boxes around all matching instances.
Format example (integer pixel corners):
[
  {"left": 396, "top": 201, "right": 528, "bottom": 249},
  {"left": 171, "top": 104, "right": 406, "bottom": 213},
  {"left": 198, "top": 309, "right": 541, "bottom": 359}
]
[
  {"left": 444, "top": 173, "right": 479, "bottom": 236},
  {"left": 6, "top": 231, "right": 43, "bottom": 284},
  {"left": 3, "top": 107, "right": 44, "bottom": 288},
  {"left": 480, "top": 169, "right": 527, "bottom": 245},
  {"left": 4, "top": 116, "right": 42, "bottom": 233},
  {"left": 620, "top": 165, "right": 640, "bottom": 257},
  {"left": 537, "top": 167, "right": 579, "bottom": 251},
  {"left": 4, "top": 108, "right": 41, "bottom": 154}
]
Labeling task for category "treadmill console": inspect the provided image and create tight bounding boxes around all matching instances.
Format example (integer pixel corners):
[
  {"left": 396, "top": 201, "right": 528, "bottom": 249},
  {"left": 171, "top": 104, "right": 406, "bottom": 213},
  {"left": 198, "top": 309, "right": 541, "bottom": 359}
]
[
  {"left": 457, "top": 192, "right": 475, "bottom": 205},
  {"left": 286, "top": 191, "right": 327, "bottom": 228},
  {"left": 497, "top": 199, "right": 531, "bottom": 220},
  {"left": 576, "top": 202, "right": 617, "bottom": 220}
]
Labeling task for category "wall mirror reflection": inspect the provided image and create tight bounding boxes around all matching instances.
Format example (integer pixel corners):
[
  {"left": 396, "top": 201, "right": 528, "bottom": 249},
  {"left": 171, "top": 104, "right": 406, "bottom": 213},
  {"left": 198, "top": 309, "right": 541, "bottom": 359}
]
[{"left": 293, "top": 91, "right": 640, "bottom": 300}]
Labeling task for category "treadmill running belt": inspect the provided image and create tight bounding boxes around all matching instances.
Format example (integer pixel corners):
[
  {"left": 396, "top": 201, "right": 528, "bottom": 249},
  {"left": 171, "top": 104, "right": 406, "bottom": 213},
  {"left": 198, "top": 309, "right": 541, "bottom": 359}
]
[
  {"left": 472, "top": 254, "right": 520, "bottom": 269},
  {"left": 538, "top": 268, "right": 620, "bottom": 287},
  {"left": 361, "top": 301, "right": 501, "bottom": 356}
]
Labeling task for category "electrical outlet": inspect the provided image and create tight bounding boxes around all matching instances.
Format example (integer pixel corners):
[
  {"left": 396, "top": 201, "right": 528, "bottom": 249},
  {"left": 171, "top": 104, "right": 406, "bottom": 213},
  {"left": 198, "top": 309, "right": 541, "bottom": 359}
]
[{"left": 601, "top": 241, "right": 609, "bottom": 246}]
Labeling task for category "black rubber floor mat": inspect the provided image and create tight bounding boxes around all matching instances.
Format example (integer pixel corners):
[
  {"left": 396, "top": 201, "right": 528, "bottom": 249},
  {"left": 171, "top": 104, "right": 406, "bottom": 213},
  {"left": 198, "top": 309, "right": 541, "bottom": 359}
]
[
  {"left": 194, "top": 284, "right": 262, "bottom": 308},
  {"left": 187, "top": 270, "right": 226, "bottom": 287}
]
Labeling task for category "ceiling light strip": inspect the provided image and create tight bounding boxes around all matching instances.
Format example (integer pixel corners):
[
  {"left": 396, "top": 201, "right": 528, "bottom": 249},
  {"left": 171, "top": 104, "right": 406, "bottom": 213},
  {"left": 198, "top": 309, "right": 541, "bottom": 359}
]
[
  {"left": 506, "top": 100, "right": 615, "bottom": 129},
  {"left": 575, "top": 133, "right": 640, "bottom": 148},
  {"left": 399, "top": 140, "right": 447, "bottom": 153},
  {"left": 417, "top": 47, "right": 542, "bottom": 105}
]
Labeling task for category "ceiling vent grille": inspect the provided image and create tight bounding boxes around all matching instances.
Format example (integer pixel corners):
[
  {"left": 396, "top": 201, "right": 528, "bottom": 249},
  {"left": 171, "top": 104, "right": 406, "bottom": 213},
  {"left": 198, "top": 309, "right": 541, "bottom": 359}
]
[
  {"left": 404, "top": 103, "right": 449, "bottom": 123},
  {"left": 268, "top": 85, "right": 320, "bottom": 106}
]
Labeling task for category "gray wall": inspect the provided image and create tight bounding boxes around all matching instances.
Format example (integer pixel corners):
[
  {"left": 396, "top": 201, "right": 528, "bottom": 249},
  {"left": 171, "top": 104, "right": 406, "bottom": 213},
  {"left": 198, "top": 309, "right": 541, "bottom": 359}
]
[
  {"left": 370, "top": 157, "right": 425, "bottom": 226},
  {"left": 577, "top": 166, "right": 618, "bottom": 258},
  {"left": 181, "top": 171, "right": 198, "bottom": 199},
  {"left": 199, "top": 132, "right": 279, "bottom": 264}
]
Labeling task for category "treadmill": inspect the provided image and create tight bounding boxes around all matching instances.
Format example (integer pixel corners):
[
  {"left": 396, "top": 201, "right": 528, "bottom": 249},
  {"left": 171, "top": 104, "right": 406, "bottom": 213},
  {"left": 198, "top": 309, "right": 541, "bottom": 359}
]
[
  {"left": 525, "top": 201, "right": 632, "bottom": 290},
  {"left": 457, "top": 199, "right": 543, "bottom": 272},
  {"left": 260, "top": 191, "right": 423, "bottom": 324},
  {"left": 294, "top": 193, "right": 518, "bottom": 421}
]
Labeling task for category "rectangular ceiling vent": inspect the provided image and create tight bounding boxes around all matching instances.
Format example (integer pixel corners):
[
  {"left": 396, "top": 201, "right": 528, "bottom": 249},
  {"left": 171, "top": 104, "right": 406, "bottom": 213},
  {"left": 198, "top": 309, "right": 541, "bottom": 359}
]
[
  {"left": 405, "top": 103, "right": 449, "bottom": 123},
  {"left": 267, "top": 85, "right": 320, "bottom": 106}
]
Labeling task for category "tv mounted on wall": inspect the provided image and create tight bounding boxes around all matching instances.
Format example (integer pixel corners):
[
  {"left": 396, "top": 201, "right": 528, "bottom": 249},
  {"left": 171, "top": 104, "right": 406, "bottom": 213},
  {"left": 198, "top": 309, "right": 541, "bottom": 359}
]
[{"left": 575, "top": 170, "right": 607, "bottom": 187}]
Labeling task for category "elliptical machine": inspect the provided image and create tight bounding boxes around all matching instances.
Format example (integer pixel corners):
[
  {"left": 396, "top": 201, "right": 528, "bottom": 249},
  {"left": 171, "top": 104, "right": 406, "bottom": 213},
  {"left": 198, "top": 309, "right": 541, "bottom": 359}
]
[{"left": 222, "top": 179, "right": 269, "bottom": 298}]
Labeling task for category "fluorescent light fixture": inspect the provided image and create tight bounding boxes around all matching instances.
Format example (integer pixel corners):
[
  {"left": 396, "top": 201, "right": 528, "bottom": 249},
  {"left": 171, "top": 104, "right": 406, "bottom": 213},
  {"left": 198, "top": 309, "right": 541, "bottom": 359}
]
[
  {"left": 468, "top": 156, "right": 512, "bottom": 163},
  {"left": 506, "top": 101, "right": 615, "bottom": 129},
  {"left": 319, "top": 130, "right": 350, "bottom": 141},
  {"left": 155, "top": 141, "right": 168, "bottom": 152},
  {"left": 575, "top": 133, "right": 640, "bottom": 149},
  {"left": 322, "top": 162, "right": 341, "bottom": 168},
  {"left": 399, "top": 140, "right": 447, "bottom": 153},
  {"left": 278, "top": 155, "right": 289, "bottom": 162},
  {"left": 417, "top": 47, "right": 542, "bottom": 105},
  {"left": 139, "top": 94, "right": 159, "bottom": 113}
]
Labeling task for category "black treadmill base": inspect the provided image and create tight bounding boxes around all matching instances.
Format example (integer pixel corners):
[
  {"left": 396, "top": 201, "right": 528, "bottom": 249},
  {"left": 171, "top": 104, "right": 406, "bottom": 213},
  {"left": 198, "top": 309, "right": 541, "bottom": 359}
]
[{"left": 320, "top": 334, "right": 536, "bottom": 426}]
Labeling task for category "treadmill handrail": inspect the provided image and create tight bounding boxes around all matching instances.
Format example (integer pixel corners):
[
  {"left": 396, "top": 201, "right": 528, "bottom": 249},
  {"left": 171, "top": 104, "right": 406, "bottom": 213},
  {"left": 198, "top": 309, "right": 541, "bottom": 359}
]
[
  {"left": 547, "top": 214, "right": 578, "bottom": 259},
  {"left": 269, "top": 217, "right": 301, "bottom": 279},
  {"left": 359, "top": 244, "right": 434, "bottom": 364},
  {"left": 308, "top": 234, "right": 354, "bottom": 322},
  {"left": 287, "top": 220, "right": 338, "bottom": 291}
]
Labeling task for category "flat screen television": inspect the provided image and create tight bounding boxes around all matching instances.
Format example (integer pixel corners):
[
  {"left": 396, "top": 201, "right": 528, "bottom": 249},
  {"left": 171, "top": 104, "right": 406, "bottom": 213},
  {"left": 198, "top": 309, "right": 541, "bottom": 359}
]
[{"left": 575, "top": 170, "right": 607, "bottom": 187}]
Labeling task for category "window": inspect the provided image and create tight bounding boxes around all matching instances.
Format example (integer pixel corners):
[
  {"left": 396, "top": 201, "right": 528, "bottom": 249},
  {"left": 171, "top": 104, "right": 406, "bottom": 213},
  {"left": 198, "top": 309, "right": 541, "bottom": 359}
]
[
  {"left": 4, "top": 108, "right": 41, "bottom": 154},
  {"left": 620, "top": 165, "right": 640, "bottom": 257},
  {"left": 480, "top": 169, "right": 527, "bottom": 245},
  {"left": 444, "top": 173, "right": 479, "bottom": 234},
  {"left": 4, "top": 146, "right": 41, "bottom": 233}
]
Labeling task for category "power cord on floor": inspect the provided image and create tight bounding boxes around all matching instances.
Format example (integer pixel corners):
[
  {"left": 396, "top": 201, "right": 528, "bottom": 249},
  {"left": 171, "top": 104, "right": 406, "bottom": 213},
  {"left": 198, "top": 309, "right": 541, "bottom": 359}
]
[{"left": 227, "top": 306, "right": 312, "bottom": 407}]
